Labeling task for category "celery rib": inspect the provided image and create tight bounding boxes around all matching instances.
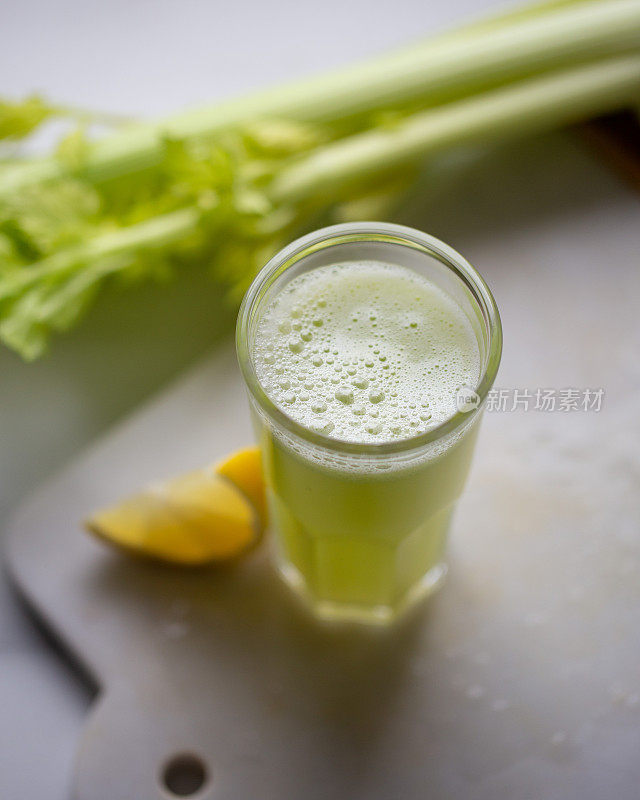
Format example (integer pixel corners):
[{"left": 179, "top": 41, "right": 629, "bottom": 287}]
[
  {"left": 3, "top": 0, "right": 640, "bottom": 194},
  {"left": 9, "top": 53, "right": 640, "bottom": 302},
  {"left": 3, "top": 0, "right": 640, "bottom": 359},
  {"left": 270, "top": 54, "right": 640, "bottom": 203}
]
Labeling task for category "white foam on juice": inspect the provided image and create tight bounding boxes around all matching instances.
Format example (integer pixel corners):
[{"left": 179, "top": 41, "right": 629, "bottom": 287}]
[{"left": 253, "top": 261, "right": 481, "bottom": 444}]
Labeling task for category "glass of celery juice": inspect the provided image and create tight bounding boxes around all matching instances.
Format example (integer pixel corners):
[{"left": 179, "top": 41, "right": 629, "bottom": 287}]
[{"left": 237, "top": 223, "right": 501, "bottom": 624}]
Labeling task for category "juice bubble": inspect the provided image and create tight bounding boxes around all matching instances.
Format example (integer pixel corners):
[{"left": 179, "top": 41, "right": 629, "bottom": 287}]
[
  {"left": 288, "top": 338, "right": 304, "bottom": 354},
  {"left": 335, "top": 387, "right": 354, "bottom": 405}
]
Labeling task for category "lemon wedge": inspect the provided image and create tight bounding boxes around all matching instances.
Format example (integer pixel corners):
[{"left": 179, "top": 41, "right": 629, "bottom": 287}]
[{"left": 86, "top": 447, "right": 265, "bottom": 566}]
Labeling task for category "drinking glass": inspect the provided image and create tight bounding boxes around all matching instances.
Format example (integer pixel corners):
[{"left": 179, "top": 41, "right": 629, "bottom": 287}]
[{"left": 236, "top": 223, "right": 502, "bottom": 624}]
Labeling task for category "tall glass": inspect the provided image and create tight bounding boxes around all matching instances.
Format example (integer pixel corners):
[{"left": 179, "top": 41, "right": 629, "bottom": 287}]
[{"left": 237, "top": 223, "right": 502, "bottom": 624}]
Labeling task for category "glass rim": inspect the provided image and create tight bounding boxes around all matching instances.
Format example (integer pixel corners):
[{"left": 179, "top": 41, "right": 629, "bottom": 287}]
[{"left": 236, "top": 222, "right": 502, "bottom": 457}]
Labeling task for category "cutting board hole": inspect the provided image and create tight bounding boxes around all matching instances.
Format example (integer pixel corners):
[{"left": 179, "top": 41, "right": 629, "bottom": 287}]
[{"left": 161, "top": 753, "right": 209, "bottom": 797}]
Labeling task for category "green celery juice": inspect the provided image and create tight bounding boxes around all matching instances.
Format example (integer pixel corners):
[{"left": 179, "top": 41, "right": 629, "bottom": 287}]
[{"left": 250, "top": 260, "right": 482, "bottom": 623}]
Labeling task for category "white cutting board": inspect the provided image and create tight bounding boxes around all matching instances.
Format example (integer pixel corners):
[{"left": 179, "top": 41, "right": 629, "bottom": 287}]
[{"left": 5, "top": 136, "right": 640, "bottom": 799}]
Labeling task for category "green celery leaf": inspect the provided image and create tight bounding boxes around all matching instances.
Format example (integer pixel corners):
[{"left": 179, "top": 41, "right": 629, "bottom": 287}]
[{"left": 0, "top": 95, "right": 56, "bottom": 141}]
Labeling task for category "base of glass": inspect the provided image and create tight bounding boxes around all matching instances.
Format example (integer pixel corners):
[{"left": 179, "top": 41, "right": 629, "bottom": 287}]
[{"left": 278, "top": 560, "right": 448, "bottom": 626}]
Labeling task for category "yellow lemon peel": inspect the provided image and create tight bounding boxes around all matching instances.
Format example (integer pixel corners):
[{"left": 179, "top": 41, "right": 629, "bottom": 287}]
[
  {"left": 215, "top": 446, "right": 266, "bottom": 524},
  {"left": 85, "top": 462, "right": 261, "bottom": 566}
]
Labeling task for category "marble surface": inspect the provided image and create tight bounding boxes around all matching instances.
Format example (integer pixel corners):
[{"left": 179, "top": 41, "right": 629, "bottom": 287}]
[{"left": 6, "top": 197, "right": 640, "bottom": 795}]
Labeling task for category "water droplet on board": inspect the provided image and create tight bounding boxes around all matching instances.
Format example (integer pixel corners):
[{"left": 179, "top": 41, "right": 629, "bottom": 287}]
[
  {"left": 608, "top": 684, "right": 627, "bottom": 705},
  {"left": 551, "top": 731, "right": 567, "bottom": 745}
]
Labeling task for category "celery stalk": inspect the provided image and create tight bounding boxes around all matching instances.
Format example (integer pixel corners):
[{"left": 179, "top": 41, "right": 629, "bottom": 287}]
[
  {"left": 8, "top": 54, "right": 640, "bottom": 303},
  {"left": 3, "top": 0, "right": 640, "bottom": 194},
  {"left": 271, "top": 54, "right": 640, "bottom": 202},
  {"left": 3, "top": 0, "right": 640, "bottom": 359}
]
